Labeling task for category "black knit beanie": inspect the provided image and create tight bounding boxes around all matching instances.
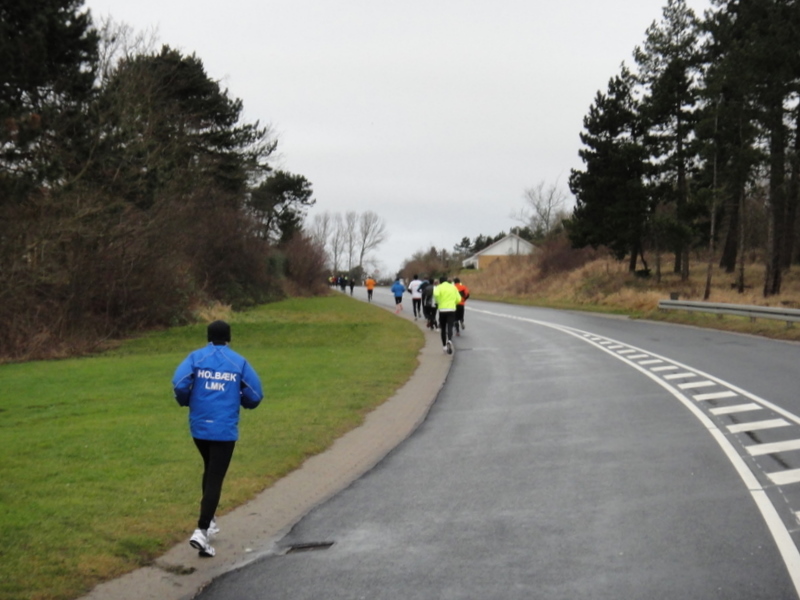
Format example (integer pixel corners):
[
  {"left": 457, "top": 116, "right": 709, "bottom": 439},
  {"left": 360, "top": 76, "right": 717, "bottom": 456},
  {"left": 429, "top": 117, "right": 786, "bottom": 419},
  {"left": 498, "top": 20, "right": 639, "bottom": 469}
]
[{"left": 207, "top": 320, "right": 231, "bottom": 344}]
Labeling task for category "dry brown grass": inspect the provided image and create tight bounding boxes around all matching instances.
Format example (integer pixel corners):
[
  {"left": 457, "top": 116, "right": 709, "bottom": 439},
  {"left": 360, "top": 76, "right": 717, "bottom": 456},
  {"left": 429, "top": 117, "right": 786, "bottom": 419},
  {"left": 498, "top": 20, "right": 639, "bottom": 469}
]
[
  {"left": 192, "top": 301, "right": 235, "bottom": 323},
  {"left": 458, "top": 250, "right": 800, "bottom": 342}
]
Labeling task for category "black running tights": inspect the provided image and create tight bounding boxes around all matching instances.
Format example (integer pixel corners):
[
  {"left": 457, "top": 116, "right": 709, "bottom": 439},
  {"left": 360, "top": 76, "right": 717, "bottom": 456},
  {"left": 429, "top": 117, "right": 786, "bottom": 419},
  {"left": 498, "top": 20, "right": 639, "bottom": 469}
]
[
  {"left": 438, "top": 311, "right": 455, "bottom": 345},
  {"left": 193, "top": 438, "right": 236, "bottom": 530}
]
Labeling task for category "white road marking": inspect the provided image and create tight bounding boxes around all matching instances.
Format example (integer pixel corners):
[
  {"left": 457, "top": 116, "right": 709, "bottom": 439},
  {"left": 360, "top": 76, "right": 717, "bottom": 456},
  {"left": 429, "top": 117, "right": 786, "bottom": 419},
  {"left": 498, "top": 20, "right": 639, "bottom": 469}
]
[
  {"left": 663, "top": 372, "right": 699, "bottom": 380},
  {"left": 678, "top": 380, "right": 716, "bottom": 390},
  {"left": 710, "top": 403, "right": 763, "bottom": 416},
  {"left": 627, "top": 354, "right": 650, "bottom": 360},
  {"left": 768, "top": 469, "right": 800, "bottom": 486},
  {"left": 748, "top": 439, "right": 800, "bottom": 457},
  {"left": 727, "top": 419, "right": 791, "bottom": 434},
  {"left": 651, "top": 365, "right": 679, "bottom": 372},
  {"left": 695, "top": 391, "right": 739, "bottom": 401},
  {"left": 638, "top": 359, "right": 663, "bottom": 365}
]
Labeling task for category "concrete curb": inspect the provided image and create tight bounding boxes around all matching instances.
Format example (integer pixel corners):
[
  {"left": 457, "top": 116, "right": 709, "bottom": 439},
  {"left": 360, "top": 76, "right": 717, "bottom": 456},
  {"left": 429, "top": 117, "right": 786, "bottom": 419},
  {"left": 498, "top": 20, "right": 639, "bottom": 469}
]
[{"left": 79, "top": 305, "right": 450, "bottom": 600}]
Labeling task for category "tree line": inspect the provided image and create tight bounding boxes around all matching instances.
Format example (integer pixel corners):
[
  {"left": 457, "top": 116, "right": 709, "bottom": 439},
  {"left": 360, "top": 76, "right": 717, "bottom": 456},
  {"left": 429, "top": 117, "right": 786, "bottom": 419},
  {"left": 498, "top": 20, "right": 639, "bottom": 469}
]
[
  {"left": 0, "top": 1, "right": 326, "bottom": 360},
  {"left": 308, "top": 209, "right": 388, "bottom": 281},
  {"left": 567, "top": 0, "right": 800, "bottom": 298}
]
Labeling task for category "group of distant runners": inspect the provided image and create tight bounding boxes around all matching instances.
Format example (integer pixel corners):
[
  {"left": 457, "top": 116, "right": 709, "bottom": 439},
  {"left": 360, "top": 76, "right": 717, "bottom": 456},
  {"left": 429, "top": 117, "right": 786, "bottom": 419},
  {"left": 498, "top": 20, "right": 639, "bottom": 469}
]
[
  {"left": 390, "top": 274, "right": 469, "bottom": 355},
  {"left": 329, "top": 275, "right": 356, "bottom": 295},
  {"left": 329, "top": 273, "right": 471, "bottom": 354}
]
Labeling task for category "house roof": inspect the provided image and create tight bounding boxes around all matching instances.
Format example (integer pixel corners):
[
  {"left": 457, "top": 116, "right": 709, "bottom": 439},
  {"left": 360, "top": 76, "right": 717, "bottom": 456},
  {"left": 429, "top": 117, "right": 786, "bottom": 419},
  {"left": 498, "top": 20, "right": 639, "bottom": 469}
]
[{"left": 464, "top": 233, "right": 535, "bottom": 263}]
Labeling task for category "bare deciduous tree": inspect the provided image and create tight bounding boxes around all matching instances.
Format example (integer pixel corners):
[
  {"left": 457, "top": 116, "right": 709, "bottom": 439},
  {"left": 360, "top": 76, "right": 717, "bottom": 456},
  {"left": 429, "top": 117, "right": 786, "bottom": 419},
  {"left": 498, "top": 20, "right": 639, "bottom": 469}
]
[
  {"left": 343, "top": 211, "right": 359, "bottom": 271},
  {"left": 96, "top": 16, "right": 158, "bottom": 84},
  {"left": 307, "top": 209, "right": 388, "bottom": 275},
  {"left": 307, "top": 211, "right": 333, "bottom": 263},
  {"left": 357, "top": 210, "right": 388, "bottom": 271},
  {"left": 329, "top": 213, "right": 346, "bottom": 273},
  {"left": 513, "top": 180, "right": 568, "bottom": 238}
]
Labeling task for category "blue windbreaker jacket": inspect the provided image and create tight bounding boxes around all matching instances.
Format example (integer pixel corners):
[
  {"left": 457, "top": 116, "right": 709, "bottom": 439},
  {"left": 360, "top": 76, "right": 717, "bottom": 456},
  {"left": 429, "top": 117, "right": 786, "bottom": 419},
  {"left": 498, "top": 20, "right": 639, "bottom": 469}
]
[{"left": 172, "top": 343, "right": 264, "bottom": 441}]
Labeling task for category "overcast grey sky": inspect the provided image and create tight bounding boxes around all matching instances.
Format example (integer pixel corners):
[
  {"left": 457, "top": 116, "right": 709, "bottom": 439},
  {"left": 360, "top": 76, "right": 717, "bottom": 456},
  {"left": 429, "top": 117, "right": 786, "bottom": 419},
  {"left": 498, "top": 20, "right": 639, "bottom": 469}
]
[{"left": 84, "top": 0, "right": 710, "bottom": 276}]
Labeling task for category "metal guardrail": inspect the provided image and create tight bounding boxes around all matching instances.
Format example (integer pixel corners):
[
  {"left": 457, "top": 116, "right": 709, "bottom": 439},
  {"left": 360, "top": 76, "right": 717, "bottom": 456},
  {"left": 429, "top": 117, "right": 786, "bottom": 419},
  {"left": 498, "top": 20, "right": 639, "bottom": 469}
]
[{"left": 658, "top": 299, "right": 800, "bottom": 325}]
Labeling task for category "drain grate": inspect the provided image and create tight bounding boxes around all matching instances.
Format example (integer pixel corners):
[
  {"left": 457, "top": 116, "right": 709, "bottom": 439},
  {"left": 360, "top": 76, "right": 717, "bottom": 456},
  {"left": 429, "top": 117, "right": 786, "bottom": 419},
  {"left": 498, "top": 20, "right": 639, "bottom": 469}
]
[{"left": 285, "top": 541, "right": 335, "bottom": 554}]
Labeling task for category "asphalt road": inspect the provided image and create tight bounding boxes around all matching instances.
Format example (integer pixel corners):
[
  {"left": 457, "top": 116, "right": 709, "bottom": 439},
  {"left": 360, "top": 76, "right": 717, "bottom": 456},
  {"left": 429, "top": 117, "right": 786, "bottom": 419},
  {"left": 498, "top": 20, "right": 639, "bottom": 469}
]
[{"left": 196, "top": 289, "right": 800, "bottom": 599}]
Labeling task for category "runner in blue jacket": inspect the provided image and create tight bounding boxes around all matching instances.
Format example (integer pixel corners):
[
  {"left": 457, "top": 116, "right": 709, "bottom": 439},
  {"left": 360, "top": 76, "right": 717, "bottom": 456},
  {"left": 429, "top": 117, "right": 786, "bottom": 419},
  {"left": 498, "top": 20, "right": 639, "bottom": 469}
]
[
  {"left": 391, "top": 278, "right": 406, "bottom": 314},
  {"left": 172, "top": 320, "right": 263, "bottom": 557}
]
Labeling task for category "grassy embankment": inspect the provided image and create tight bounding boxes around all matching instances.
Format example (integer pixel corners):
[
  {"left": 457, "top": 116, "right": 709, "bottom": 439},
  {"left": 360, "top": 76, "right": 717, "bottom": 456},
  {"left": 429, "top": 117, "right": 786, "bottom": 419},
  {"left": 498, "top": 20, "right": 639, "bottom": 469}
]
[
  {"left": 459, "top": 253, "right": 800, "bottom": 343},
  {"left": 0, "top": 295, "right": 422, "bottom": 600}
]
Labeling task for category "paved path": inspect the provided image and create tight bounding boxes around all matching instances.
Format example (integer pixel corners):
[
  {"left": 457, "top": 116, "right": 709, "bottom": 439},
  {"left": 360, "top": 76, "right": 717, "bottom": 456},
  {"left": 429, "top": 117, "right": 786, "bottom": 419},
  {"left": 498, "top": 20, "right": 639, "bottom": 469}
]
[{"left": 80, "top": 297, "right": 448, "bottom": 600}]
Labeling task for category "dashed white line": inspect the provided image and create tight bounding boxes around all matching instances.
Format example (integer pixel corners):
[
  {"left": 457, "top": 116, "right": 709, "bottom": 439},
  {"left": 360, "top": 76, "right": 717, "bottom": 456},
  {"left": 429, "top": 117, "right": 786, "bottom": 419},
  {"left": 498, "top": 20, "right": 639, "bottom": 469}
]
[
  {"left": 638, "top": 359, "right": 663, "bottom": 365},
  {"left": 651, "top": 365, "right": 679, "bottom": 372}
]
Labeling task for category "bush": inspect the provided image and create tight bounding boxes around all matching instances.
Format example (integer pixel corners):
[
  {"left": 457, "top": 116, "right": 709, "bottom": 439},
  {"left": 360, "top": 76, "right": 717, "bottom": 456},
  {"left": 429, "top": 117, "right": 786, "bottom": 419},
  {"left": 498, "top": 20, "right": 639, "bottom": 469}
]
[
  {"left": 282, "top": 233, "right": 329, "bottom": 296},
  {"left": 536, "top": 235, "right": 601, "bottom": 280}
]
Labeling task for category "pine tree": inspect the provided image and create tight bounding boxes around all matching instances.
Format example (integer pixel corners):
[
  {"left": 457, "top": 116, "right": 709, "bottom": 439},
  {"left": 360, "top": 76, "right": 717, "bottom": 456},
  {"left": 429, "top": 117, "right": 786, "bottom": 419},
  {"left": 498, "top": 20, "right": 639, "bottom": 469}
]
[
  {"left": 568, "top": 65, "right": 650, "bottom": 272},
  {"left": 90, "top": 46, "right": 275, "bottom": 209},
  {"left": 741, "top": 0, "right": 800, "bottom": 296},
  {"left": 699, "top": 0, "right": 763, "bottom": 282},
  {"left": 0, "top": 0, "right": 99, "bottom": 200},
  {"left": 634, "top": 0, "right": 703, "bottom": 281},
  {"left": 249, "top": 170, "right": 316, "bottom": 244},
  {"left": 702, "top": 0, "right": 800, "bottom": 296}
]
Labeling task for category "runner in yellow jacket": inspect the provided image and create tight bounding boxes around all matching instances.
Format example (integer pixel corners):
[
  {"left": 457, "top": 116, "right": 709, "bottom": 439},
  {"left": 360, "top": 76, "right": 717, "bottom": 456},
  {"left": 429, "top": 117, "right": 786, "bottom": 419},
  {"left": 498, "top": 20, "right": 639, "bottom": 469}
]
[{"left": 433, "top": 278, "right": 461, "bottom": 354}]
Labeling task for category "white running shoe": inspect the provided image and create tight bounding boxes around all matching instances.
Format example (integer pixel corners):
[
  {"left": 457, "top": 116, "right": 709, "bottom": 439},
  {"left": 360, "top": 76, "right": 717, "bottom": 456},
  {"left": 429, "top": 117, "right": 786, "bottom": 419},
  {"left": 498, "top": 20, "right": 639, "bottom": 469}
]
[
  {"left": 190, "top": 529, "right": 216, "bottom": 557},
  {"left": 442, "top": 345, "right": 448, "bottom": 353},
  {"left": 208, "top": 518, "right": 220, "bottom": 537},
  {"left": 446, "top": 340, "right": 454, "bottom": 355}
]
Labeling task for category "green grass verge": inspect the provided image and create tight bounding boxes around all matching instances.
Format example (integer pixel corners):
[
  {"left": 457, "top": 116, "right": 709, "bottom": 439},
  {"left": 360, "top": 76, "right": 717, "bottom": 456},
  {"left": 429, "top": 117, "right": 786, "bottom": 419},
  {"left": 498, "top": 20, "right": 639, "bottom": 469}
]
[{"left": 0, "top": 295, "right": 423, "bottom": 600}]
